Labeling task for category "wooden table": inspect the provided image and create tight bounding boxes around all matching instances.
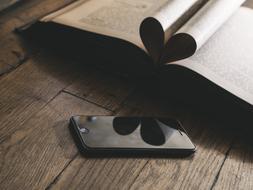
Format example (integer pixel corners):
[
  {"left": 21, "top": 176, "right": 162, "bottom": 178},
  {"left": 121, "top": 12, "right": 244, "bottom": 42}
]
[{"left": 0, "top": 1, "right": 253, "bottom": 189}]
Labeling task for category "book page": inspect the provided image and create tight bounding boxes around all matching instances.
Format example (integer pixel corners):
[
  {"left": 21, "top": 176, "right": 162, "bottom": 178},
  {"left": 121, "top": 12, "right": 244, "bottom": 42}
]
[
  {"left": 42, "top": 0, "right": 209, "bottom": 58},
  {"left": 140, "top": 0, "right": 208, "bottom": 63},
  {"left": 176, "top": 0, "right": 245, "bottom": 50},
  {"left": 42, "top": 0, "right": 169, "bottom": 50},
  {"left": 161, "top": 0, "right": 245, "bottom": 64},
  {"left": 171, "top": 7, "right": 253, "bottom": 106}
]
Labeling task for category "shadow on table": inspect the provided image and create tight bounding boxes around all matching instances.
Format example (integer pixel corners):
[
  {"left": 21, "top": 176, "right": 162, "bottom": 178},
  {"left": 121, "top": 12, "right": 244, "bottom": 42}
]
[{"left": 18, "top": 21, "right": 253, "bottom": 160}]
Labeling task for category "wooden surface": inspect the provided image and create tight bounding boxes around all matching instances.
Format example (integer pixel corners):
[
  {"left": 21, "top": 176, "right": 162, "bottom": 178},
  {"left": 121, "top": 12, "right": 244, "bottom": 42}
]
[
  {"left": 0, "top": 1, "right": 253, "bottom": 189},
  {"left": 0, "top": 0, "right": 19, "bottom": 12}
]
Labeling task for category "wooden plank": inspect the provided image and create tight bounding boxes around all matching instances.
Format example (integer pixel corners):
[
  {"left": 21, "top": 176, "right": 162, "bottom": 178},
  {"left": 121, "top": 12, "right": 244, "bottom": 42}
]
[
  {"left": 38, "top": 90, "right": 165, "bottom": 190},
  {"left": 0, "top": 50, "right": 134, "bottom": 140},
  {"left": 128, "top": 117, "right": 232, "bottom": 190},
  {"left": 40, "top": 92, "right": 158, "bottom": 190},
  {"left": 0, "top": 0, "right": 76, "bottom": 75},
  {"left": 211, "top": 135, "right": 253, "bottom": 190},
  {"left": 0, "top": 34, "right": 31, "bottom": 76},
  {"left": 0, "top": 1, "right": 252, "bottom": 189},
  {"left": 0, "top": 50, "right": 135, "bottom": 189},
  {"left": 47, "top": 154, "right": 148, "bottom": 190},
  {"left": 46, "top": 89, "right": 235, "bottom": 190},
  {"left": 0, "top": 0, "right": 76, "bottom": 38},
  {"left": 64, "top": 71, "right": 135, "bottom": 112},
  {"left": 0, "top": 54, "right": 80, "bottom": 143},
  {"left": 0, "top": 92, "right": 111, "bottom": 190},
  {"left": 0, "top": 0, "right": 20, "bottom": 12},
  {"left": 244, "top": 0, "right": 253, "bottom": 8},
  {"left": 118, "top": 90, "right": 235, "bottom": 190}
]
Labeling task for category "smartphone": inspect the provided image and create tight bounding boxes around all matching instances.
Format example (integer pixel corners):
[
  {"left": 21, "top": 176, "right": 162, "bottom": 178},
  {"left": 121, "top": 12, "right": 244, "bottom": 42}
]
[{"left": 69, "top": 116, "right": 196, "bottom": 157}]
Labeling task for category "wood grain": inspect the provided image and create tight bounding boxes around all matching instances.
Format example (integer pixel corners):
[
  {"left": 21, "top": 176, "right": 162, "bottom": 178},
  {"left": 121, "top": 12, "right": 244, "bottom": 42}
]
[
  {"left": 116, "top": 86, "right": 242, "bottom": 190},
  {"left": 128, "top": 116, "right": 232, "bottom": 190},
  {"left": 0, "top": 50, "right": 135, "bottom": 189},
  {"left": 212, "top": 142, "right": 253, "bottom": 190},
  {"left": 0, "top": 92, "right": 111, "bottom": 190},
  {"left": 0, "top": 44, "right": 136, "bottom": 141},
  {"left": 0, "top": 34, "right": 31, "bottom": 76},
  {"left": 48, "top": 155, "right": 148, "bottom": 190},
  {"left": 46, "top": 88, "right": 235, "bottom": 190},
  {"left": 0, "top": 0, "right": 76, "bottom": 38},
  {"left": 0, "top": 0, "right": 253, "bottom": 190},
  {"left": 0, "top": 0, "right": 76, "bottom": 75},
  {"left": 244, "top": 0, "right": 253, "bottom": 8},
  {"left": 64, "top": 71, "right": 136, "bottom": 112},
  {"left": 0, "top": 0, "right": 19, "bottom": 12},
  {"left": 0, "top": 54, "right": 79, "bottom": 143},
  {"left": 117, "top": 92, "right": 236, "bottom": 190},
  {"left": 211, "top": 128, "right": 253, "bottom": 190}
]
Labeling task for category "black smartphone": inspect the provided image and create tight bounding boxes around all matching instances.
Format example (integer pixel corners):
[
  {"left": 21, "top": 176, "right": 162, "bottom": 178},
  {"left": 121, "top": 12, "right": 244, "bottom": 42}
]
[{"left": 69, "top": 116, "right": 196, "bottom": 157}]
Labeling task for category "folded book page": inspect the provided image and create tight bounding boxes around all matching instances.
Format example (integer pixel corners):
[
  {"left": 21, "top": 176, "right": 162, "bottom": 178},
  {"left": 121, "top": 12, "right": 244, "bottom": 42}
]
[
  {"left": 161, "top": 0, "right": 246, "bottom": 63},
  {"left": 41, "top": 0, "right": 246, "bottom": 65},
  {"left": 172, "top": 7, "right": 253, "bottom": 106},
  {"left": 40, "top": 0, "right": 253, "bottom": 105},
  {"left": 139, "top": 0, "right": 208, "bottom": 62}
]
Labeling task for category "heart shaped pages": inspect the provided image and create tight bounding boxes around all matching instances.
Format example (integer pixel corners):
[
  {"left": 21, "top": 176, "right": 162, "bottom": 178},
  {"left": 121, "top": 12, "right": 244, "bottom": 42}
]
[
  {"left": 140, "top": 17, "right": 197, "bottom": 65},
  {"left": 139, "top": 0, "right": 245, "bottom": 65}
]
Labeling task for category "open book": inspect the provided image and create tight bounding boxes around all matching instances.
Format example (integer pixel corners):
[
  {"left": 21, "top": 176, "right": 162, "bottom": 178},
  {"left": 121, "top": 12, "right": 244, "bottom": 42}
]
[{"left": 28, "top": 0, "right": 253, "bottom": 112}]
